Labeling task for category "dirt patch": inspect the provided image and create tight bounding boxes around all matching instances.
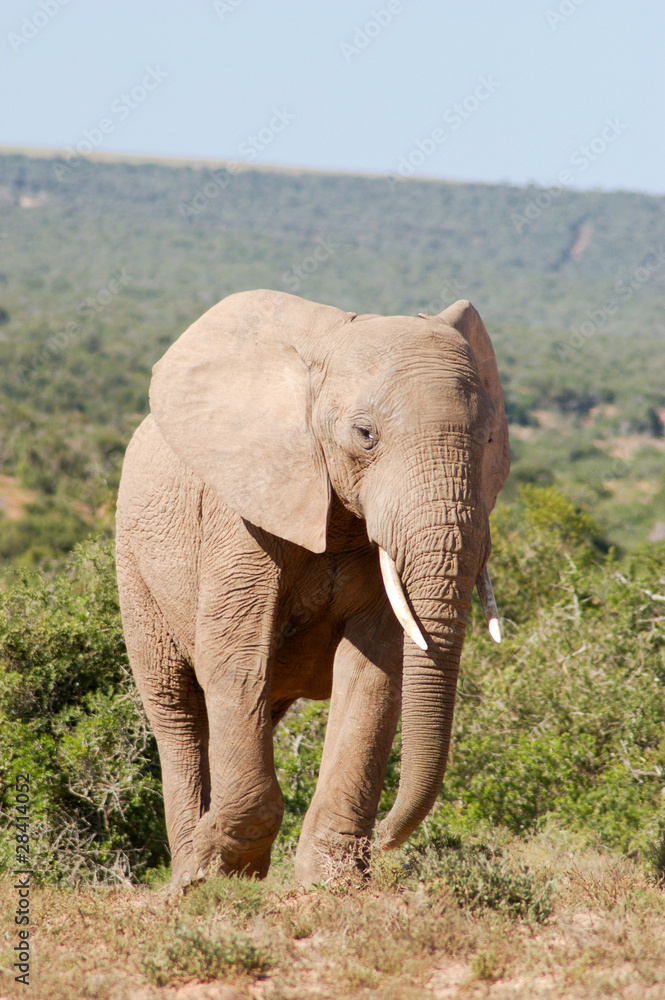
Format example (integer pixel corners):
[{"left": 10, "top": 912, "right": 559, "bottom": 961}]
[
  {"left": 531, "top": 410, "right": 560, "bottom": 429},
  {"left": 0, "top": 474, "right": 36, "bottom": 520},
  {"left": 584, "top": 404, "right": 619, "bottom": 426},
  {"left": 602, "top": 478, "right": 660, "bottom": 503},
  {"left": 428, "top": 960, "right": 472, "bottom": 997},
  {"left": 594, "top": 434, "right": 665, "bottom": 462},
  {"left": 507, "top": 425, "right": 537, "bottom": 442},
  {"left": 19, "top": 190, "right": 48, "bottom": 208},
  {"left": 570, "top": 222, "right": 592, "bottom": 260}
]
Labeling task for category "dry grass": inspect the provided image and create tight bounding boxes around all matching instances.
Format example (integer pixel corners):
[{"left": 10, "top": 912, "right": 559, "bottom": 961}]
[{"left": 2, "top": 836, "right": 665, "bottom": 1000}]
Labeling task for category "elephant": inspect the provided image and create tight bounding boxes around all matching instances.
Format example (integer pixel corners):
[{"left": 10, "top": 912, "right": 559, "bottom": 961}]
[{"left": 115, "top": 288, "right": 510, "bottom": 888}]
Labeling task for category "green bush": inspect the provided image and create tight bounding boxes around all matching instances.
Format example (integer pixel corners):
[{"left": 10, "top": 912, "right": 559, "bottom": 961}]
[
  {"left": 182, "top": 873, "right": 267, "bottom": 921},
  {"left": 141, "top": 921, "right": 269, "bottom": 986},
  {"left": 437, "top": 487, "right": 665, "bottom": 862},
  {"left": 273, "top": 700, "right": 328, "bottom": 850},
  {"left": 0, "top": 538, "right": 167, "bottom": 884},
  {"left": 405, "top": 838, "right": 553, "bottom": 921},
  {"left": 487, "top": 484, "right": 609, "bottom": 624}
]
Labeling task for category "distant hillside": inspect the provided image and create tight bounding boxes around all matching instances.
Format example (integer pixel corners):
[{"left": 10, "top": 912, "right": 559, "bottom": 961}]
[
  {"left": 2, "top": 149, "right": 665, "bottom": 330},
  {"left": 0, "top": 150, "right": 664, "bottom": 561}
]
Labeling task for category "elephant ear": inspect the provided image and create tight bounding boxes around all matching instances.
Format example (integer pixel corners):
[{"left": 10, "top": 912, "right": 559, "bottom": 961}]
[
  {"left": 437, "top": 300, "right": 510, "bottom": 513},
  {"left": 150, "top": 289, "right": 355, "bottom": 553}
]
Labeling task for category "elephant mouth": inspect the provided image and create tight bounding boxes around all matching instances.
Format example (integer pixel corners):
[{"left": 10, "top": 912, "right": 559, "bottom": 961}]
[{"left": 378, "top": 548, "right": 502, "bottom": 647}]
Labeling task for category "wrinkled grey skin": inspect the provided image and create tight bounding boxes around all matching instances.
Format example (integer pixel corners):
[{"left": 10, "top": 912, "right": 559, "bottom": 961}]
[{"left": 116, "top": 289, "right": 510, "bottom": 887}]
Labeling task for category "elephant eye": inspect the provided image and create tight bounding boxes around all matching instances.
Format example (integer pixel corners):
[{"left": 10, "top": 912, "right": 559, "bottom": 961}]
[{"left": 353, "top": 425, "right": 377, "bottom": 449}]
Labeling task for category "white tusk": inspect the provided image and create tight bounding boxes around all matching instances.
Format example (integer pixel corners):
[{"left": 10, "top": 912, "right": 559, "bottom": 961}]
[
  {"left": 379, "top": 548, "right": 428, "bottom": 651},
  {"left": 488, "top": 617, "right": 502, "bottom": 644},
  {"left": 476, "top": 566, "right": 502, "bottom": 643}
]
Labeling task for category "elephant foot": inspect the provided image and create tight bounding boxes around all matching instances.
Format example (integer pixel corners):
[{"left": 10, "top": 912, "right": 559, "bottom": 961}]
[
  {"left": 295, "top": 833, "right": 371, "bottom": 887},
  {"left": 167, "top": 859, "right": 206, "bottom": 895},
  {"left": 192, "top": 809, "right": 278, "bottom": 880},
  {"left": 195, "top": 851, "right": 271, "bottom": 881}
]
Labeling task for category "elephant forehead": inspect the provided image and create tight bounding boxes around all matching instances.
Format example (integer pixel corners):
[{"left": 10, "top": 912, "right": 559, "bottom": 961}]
[
  {"left": 335, "top": 321, "right": 489, "bottom": 429},
  {"left": 334, "top": 317, "right": 476, "bottom": 382},
  {"left": 371, "top": 376, "right": 491, "bottom": 434},
  {"left": 343, "top": 314, "right": 467, "bottom": 353}
]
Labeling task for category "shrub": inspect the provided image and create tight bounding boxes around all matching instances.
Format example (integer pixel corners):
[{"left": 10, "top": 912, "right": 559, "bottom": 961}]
[
  {"left": 0, "top": 538, "right": 167, "bottom": 884},
  {"left": 182, "top": 873, "right": 267, "bottom": 921},
  {"left": 439, "top": 490, "right": 665, "bottom": 863},
  {"left": 273, "top": 700, "right": 328, "bottom": 850},
  {"left": 141, "top": 921, "right": 269, "bottom": 986},
  {"left": 405, "top": 839, "right": 553, "bottom": 921}
]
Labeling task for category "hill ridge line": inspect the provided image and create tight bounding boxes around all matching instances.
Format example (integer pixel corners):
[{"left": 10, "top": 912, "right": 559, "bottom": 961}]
[{"left": 3, "top": 143, "right": 658, "bottom": 198}]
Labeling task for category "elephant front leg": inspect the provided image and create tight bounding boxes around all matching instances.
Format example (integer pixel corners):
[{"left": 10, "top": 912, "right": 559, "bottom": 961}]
[
  {"left": 191, "top": 515, "right": 286, "bottom": 878},
  {"left": 295, "top": 607, "right": 402, "bottom": 885},
  {"left": 192, "top": 629, "right": 284, "bottom": 878}
]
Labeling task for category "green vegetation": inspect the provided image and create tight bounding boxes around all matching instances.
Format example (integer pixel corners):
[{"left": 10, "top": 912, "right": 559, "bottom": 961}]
[
  {"left": 1, "top": 152, "right": 665, "bottom": 562},
  {"left": 1, "top": 151, "right": 665, "bottom": 996},
  {"left": 1, "top": 488, "right": 664, "bottom": 890},
  {"left": 0, "top": 540, "right": 167, "bottom": 884},
  {"left": 404, "top": 838, "right": 554, "bottom": 921},
  {"left": 141, "top": 919, "right": 269, "bottom": 987}
]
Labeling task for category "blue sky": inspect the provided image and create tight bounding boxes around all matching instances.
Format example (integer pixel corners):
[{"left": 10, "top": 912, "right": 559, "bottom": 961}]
[{"left": 1, "top": 0, "right": 663, "bottom": 194}]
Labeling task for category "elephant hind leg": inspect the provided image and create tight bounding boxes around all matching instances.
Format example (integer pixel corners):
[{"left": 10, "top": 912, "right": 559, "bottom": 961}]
[{"left": 116, "top": 541, "right": 209, "bottom": 888}]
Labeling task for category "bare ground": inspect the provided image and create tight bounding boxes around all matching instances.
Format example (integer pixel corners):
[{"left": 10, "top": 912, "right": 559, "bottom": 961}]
[{"left": 2, "top": 835, "right": 665, "bottom": 1000}]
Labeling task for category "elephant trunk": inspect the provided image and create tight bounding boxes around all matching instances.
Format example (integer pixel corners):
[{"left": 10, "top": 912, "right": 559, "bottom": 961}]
[{"left": 376, "top": 508, "right": 486, "bottom": 850}]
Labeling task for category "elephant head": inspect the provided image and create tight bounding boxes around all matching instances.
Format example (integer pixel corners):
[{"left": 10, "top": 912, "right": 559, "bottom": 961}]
[{"left": 150, "top": 289, "right": 510, "bottom": 850}]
